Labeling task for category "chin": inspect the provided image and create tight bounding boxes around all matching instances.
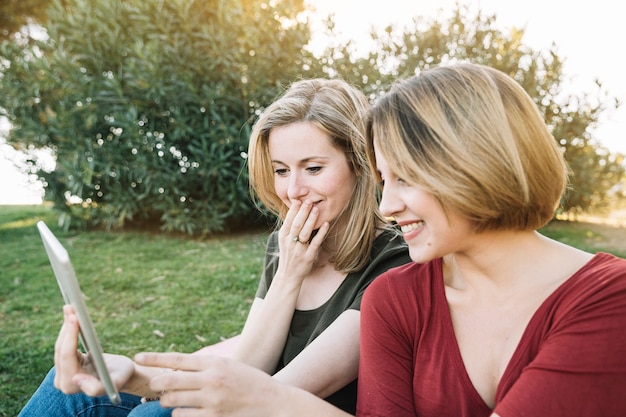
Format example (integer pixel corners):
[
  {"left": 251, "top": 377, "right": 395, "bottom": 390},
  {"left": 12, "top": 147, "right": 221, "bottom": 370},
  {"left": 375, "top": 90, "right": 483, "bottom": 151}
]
[{"left": 408, "top": 247, "right": 435, "bottom": 264}]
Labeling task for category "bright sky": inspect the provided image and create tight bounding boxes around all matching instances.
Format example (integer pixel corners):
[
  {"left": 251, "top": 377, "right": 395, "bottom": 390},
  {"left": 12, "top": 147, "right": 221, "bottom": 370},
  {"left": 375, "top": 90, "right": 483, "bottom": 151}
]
[
  {"left": 0, "top": 119, "right": 46, "bottom": 205},
  {"left": 305, "top": 0, "right": 626, "bottom": 155},
  {"left": 1, "top": 0, "right": 624, "bottom": 204}
]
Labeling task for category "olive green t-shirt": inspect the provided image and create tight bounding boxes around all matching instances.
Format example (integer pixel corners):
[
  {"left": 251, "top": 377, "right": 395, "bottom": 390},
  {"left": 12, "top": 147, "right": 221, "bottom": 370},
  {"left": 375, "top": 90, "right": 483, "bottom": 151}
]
[{"left": 254, "top": 228, "right": 411, "bottom": 414}]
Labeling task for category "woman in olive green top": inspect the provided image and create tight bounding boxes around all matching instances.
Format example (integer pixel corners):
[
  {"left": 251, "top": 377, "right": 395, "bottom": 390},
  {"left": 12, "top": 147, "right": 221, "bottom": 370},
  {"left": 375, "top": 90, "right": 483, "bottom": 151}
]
[
  {"left": 45, "top": 79, "right": 410, "bottom": 416},
  {"left": 253, "top": 228, "right": 408, "bottom": 412},
  {"left": 229, "top": 78, "right": 410, "bottom": 413}
]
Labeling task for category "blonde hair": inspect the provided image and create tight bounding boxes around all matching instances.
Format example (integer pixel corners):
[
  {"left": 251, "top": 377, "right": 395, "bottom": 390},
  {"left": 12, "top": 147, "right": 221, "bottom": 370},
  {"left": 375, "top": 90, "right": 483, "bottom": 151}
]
[
  {"left": 367, "top": 63, "right": 568, "bottom": 231},
  {"left": 248, "top": 79, "right": 387, "bottom": 272}
]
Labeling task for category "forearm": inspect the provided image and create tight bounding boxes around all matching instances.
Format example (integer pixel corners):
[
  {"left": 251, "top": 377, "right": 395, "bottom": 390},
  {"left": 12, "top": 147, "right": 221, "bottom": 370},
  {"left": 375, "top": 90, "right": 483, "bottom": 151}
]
[
  {"left": 233, "top": 279, "right": 300, "bottom": 372},
  {"left": 272, "top": 383, "right": 354, "bottom": 417},
  {"left": 135, "top": 351, "right": 353, "bottom": 416},
  {"left": 273, "top": 310, "right": 360, "bottom": 398},
  {"left": 273, "top": 350, "right": 358, "bottom": 399}
]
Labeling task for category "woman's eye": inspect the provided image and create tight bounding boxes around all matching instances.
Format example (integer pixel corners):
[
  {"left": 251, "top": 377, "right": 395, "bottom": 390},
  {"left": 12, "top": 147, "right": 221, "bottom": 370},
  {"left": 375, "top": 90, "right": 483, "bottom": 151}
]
[
  {"left": 306, "top": 166, "right": 322, "bottom": 174},
  {"left": 274, "top": 168, "right": 288, "bottom": 176}
]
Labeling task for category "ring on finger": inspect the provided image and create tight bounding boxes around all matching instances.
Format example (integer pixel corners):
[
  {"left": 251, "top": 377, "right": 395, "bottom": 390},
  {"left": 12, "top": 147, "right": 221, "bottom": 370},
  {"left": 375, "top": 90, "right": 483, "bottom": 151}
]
[{"left": 293, "top": 236, "right": 308, "bottom": 244}]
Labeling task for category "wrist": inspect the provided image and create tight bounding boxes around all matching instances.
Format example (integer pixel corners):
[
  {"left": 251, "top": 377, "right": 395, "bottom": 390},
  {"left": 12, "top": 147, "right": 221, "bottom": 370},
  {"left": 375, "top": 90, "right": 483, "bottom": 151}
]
[{"left": 271, "top": 269, "right": 305, "bottom": 293}]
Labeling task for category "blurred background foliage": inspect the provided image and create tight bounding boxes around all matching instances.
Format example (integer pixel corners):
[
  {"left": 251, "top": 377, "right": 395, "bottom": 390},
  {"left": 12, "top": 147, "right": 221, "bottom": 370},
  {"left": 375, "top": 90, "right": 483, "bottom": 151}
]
[
  {"left": 1, "top": 0, "right": 623, "bottom": 234},
  {"left": 0, "top": 0, "right": 57, "bottom": 41}
]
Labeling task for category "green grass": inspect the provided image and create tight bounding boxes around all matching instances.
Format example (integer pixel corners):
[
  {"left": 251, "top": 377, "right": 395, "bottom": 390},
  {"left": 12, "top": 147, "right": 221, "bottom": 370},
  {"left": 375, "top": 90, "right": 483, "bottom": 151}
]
[
  {"left": 0, "top": 205, "right": 268, "bottom": 416},
  {"left": 1, "top": 205, "right": 625, "bottom": 416},
  {"left": 541, "top": 219, "right": 626, "bottom": 258}
]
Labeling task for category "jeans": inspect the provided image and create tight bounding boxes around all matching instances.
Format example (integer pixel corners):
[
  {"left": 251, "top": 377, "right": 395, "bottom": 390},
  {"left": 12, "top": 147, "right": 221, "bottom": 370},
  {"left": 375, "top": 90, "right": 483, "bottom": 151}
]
[{"left": 18, "top": 367, "right": 173, "bottom": 417}]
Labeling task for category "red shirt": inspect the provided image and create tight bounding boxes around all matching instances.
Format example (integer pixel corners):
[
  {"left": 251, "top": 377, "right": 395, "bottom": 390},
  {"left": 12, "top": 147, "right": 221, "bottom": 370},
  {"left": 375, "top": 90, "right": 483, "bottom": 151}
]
[{"left": 357, "top": 253, "right": 626, "bottom": 417}]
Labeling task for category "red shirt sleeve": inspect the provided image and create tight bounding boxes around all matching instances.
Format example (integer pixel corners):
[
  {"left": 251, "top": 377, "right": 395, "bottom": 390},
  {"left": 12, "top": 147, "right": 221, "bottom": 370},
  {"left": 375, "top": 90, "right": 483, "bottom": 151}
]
[{"left": 357, "top": 263, "right": 425, "bottom": 417}]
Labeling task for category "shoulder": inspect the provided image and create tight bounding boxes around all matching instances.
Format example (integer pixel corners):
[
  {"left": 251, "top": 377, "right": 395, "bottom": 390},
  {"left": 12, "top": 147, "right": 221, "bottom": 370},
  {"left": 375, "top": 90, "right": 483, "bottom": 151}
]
[
  {"left": 369, "top": 260, "right": 437, "bottom": 287},
  {"left": 364, "top": 260, "right": 441, "bottom": 308},
  {"left": 370, "top": 228, "right": 411, "bottom": 262},
  {"left": 374, "top": 227, "right": 406, "bottom": 249},
  {"left": 361, "top": 260, "right": 442, "bottom": 334},
  {"left": 564, "top": 253, "right": 626, "bottom": 296},
  {"left": 547, "top": 253, "right": 626, "bottom": 324},
  {"left": 587, "top": 252, "right": 626, "bottom": 276},
  {"left": 356, "top": 229, "right": 412, "bottom": 280}
]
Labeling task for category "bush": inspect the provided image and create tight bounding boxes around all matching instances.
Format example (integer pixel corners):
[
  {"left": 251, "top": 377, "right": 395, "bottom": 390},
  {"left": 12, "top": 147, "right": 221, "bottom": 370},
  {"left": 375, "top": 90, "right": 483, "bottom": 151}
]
[{"left": 1, "top": 0, "right": 314, "bottom": 234}]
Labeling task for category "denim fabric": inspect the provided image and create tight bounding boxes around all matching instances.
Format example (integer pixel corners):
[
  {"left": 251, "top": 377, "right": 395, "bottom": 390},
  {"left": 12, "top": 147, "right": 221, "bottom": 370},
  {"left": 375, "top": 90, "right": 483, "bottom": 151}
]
[
  {"left": 128, "top": 400, "right": 172, "bottom": 417},
  {"left": 18, "top": 367, "right": 172, "bottom": 417}
]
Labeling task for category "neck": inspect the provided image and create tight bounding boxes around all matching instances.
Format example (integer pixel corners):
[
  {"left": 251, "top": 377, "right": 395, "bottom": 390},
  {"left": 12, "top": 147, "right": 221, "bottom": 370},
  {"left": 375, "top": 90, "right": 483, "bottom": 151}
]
[{"left": 443, "top": 230, "right": 547, "bottom": 291}]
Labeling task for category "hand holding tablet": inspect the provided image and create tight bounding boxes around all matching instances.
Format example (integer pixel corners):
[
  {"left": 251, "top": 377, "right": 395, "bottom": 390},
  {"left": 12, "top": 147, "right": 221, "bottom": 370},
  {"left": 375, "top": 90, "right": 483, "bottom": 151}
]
[{"left": 37, "top": 221, "right": 121, "bottom": 405}]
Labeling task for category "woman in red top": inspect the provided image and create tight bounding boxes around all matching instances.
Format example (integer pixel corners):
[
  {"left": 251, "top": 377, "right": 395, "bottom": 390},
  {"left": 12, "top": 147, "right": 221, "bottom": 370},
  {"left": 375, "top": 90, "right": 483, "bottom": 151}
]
[
  {"left": 133, "top": 63, "right": 626, "bottom": 416},
  {"left": 355, "top": 62, "right": 626, "bottom": 417}
]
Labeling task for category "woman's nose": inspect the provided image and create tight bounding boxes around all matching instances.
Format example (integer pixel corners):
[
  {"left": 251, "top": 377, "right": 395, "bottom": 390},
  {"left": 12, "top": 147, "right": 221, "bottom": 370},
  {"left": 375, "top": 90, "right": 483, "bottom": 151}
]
[
  {"left": 379, "top": 185, "right": 402, "bottom": 218},
  {"left": 287, "top": 172, "right": 308, "bottom": 200}
]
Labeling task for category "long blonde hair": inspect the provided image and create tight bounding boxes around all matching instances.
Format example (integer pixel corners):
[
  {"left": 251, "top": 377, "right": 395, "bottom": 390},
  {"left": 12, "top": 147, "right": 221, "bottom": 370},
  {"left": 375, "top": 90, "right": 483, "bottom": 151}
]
[{"left": 248, "top": 79, "right": 387, "bottom": 272}]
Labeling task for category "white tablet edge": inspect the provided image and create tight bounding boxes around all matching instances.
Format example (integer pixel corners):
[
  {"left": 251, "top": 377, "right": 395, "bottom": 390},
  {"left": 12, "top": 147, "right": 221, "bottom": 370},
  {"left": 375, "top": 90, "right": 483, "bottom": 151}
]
[{"left": 37, "top": 221, "right": 121, "bottom": 405}]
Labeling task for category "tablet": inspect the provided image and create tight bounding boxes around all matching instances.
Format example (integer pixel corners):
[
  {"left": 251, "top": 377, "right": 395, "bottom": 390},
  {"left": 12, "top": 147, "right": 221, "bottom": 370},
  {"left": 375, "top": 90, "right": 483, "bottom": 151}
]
[{"left": 37, "top": 221, "right": 121, "bottom": 405}]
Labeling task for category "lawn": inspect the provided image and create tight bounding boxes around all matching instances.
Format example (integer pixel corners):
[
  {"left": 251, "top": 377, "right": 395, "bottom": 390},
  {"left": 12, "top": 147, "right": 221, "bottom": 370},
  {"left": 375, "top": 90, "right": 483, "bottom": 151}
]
[
  {"left": 1, "top": 204, "right": 625, "bottom": 416},
  {"left": 1, "top": 205, "right": 268, "bottom": 416}
]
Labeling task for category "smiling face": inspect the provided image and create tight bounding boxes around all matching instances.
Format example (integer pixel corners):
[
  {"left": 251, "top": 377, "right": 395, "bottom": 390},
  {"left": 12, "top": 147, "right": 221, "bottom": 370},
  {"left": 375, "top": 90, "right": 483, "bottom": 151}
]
[
  {"left": 374, "top": 140, "right": 474, "bottom": 263},
  {"left": 268, "top": 121, "right": 357, "bottom": 230}
]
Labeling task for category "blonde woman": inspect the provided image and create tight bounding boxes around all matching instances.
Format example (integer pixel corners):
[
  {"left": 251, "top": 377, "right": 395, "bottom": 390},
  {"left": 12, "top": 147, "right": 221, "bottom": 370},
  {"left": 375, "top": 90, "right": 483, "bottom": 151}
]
[{"left": 20, "top": 79, "right": 410, "bottom": 416}]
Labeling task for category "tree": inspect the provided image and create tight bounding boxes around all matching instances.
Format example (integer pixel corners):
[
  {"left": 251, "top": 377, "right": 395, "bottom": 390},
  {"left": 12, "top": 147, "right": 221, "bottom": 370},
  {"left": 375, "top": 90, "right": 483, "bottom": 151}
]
[
  {"left": 0, "top": 0, "right": 56, "bottom": 41},
  {"left": 316, "top": 3, "right": 624, "bottom": 215},
  {"left": 1, "top": 0, "right": 316, "bottom": 233},
  {"left": 2, "top": 1, "right": 621, "bottom": 234}
]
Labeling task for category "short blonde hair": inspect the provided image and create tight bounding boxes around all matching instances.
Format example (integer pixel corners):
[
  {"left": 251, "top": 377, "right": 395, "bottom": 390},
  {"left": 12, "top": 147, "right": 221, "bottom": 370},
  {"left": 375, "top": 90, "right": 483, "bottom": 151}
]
[
  {"left": 248, "top": 79, "right": 387, "bottom": 272},
  {"left": 367, "top": 63, "right": 568, "bottom": 231}
]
